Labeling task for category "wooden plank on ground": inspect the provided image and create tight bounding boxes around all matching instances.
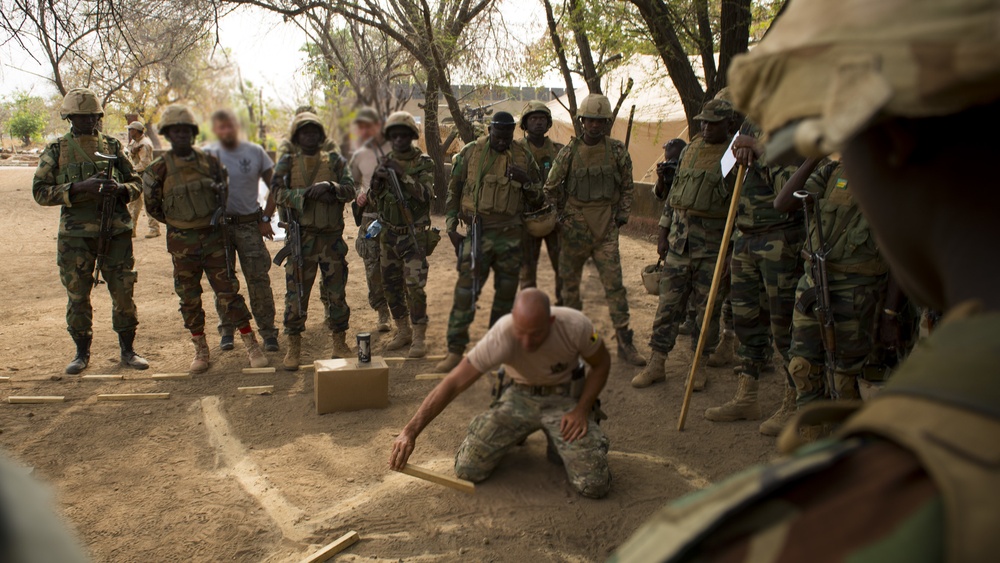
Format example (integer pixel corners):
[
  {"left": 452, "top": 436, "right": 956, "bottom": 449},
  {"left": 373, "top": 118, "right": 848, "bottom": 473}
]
[
  {"left": 396, "top": 464, "right": 475, "bottom": 494},
  {"left": 152, "top": 373, "right": 192, "bottom": 380},
  {"left": 242, "top": 367, "right": 276, "bottom": 374},
  {"left": 299, "top": 531, "right": 360, "bottom": 563},
  {"left": 415, "top": 373, "right": 447, "bottom": 381},
  {"left": 97, "top": 393, "right": 170, "bottom": 401},
  {"left": 238, "top": 385, "right": 274, "bottom": 395},
  {"left": 386, "top": 355, "right": 446, "bottom": 363},
  {"left": 81, "top": 374, "right": 124, "bottom": 381},
  {"left": 298, "top": 364, "right": 315, "bottom": 370},
  {"left": 8, "top": 396, "right": 65, "bottom": 404},
  {"left": 0, "top": 376, "right": 10, "bottom": 382}
]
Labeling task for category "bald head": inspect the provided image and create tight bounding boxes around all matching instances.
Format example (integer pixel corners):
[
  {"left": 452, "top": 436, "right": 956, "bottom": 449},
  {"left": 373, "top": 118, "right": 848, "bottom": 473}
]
[{"left": 511, "top": 289, "right": 554, "bottom": 352}]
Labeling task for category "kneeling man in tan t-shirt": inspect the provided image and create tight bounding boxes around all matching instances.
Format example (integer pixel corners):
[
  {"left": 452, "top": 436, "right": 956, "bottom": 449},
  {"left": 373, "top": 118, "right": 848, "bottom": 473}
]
[{"left": 389, "top": 288, "right": 612, "bottom": 498}]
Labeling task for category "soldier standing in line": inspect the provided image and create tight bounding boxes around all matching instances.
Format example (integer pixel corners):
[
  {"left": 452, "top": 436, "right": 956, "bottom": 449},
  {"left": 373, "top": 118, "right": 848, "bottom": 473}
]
[
  {"left": 434, "top": 111, "right": 545, "bottom": 373},
  {"left": 143, "top": 105, "right": 268, "bottom": 372},
  {"left": 349, "top": 107, "right": 392, "bottom": 333},
  {"left": 273, "top": 113, "right": 356, "bottom": 369},
  {"left": 32, "top": 88, "right": 149, "bottom": 375},
  {"left": 544, "top": 94, "right": 646, "bottom": 367},
  {"left": 516, "top": 100, "right": 564, "bottom": 303},
  {"left": 369, "top": 111, "right": 438, "bottom": 358},
  {"left": 204, "top": 109, "right": 280, "bottom": 353},
  {"left": 632, "top": 99, "right": 738, "bottom": 389},
  {"left": 125, "top": 121, "right": 158, "bottom": 239}
]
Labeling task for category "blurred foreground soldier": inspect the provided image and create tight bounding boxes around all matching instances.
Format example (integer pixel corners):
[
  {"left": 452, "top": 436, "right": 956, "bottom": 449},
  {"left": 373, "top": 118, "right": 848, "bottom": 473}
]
[
  {"left": 349, "top": 107, "right": 392, "bottom": 332},
  {"left": 632, "top": 100, "right": 737, "bottom": 389},
  {"left": 143, "top": 104, "right": 268, "bottom": 372},
  {"left": 33, "top": 87, "right": 149, "bottom": 375},
  {"left": 205, "top": 109, "right": 280, "bottom": 353},
  {"left": 370, "top": 111, "right": 437, "bottom": 358},
  {"left": 545, "top": 94, "right": 645, "bottom": 367},
  {"left": 436, "top": 111, "right": 544, "bottom": 373},
  {"left": 516, "top": 100, "right": 564, "bottom": 302},
  {"left": 611, "top": 0, "right": 1000, "bottom": 560},
  {"left": 273, "top": 113, "right": 356, "bottom": 368},
  {"left": 390, "top": 289, "right": 612, "bottom": 498},
  {"left": 125, "top": 121, "right": 158, "bottom": 238}
]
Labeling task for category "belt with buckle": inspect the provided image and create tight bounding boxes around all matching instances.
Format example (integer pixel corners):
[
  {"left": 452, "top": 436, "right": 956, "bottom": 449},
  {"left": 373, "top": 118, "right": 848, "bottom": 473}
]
[
  {"left": 512, "top": 383, "right": 570, "bottom": 397},
  {"left": 226, "top": 211, "right": 262, "bottom": 225}
]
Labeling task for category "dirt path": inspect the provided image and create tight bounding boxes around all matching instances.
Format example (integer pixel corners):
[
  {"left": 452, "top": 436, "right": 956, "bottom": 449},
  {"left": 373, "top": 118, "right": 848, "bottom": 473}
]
[{"left": 0, "top": 167, "right": 787, "bottom": 562}]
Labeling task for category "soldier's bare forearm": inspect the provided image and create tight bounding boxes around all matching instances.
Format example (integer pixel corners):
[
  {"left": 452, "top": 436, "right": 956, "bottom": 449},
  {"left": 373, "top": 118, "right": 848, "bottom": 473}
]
[
  {"left": 401, "top": 359, "right": 482, "bottom": 439},
  {"left": 577, "top": 344, "right": 611, "bottom": 413}
]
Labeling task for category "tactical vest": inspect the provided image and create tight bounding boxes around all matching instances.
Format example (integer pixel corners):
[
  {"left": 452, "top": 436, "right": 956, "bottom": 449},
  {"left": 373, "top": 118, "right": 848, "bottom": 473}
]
[
  {"left": 566, "top": 137, "right": 621, "bottom": 204},
  {"left": 161, "top": 149, "right": 220, "bottom": 229},
  {"left": 55, "top": 133, "right": 118, "bottom": 184},
  {"left": 460, "top": 138, "right": 531, "bottom": 217},
  {"left": 518, "top": 138, "right": 561, "bottom": 183},
  {"left": 810, "top": 165, "right": 887, "bottom": 276},
  {"left": 668, "top": 137, "right": 731, "bottom": 218},
  {"left": 376, "top": 150, "right": 433, "bottom": 228},
  {"left": 50, "top": 133, "right": 131, "bottom": 237},
  {"left": 290, "top": 151, "right": 344, "bottom": 231}
]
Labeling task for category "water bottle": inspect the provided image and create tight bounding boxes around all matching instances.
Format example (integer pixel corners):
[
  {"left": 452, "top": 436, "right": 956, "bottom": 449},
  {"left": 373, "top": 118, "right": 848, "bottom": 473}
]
[{"left": 365, "top": 219, "right": 382, "bottom": 239}]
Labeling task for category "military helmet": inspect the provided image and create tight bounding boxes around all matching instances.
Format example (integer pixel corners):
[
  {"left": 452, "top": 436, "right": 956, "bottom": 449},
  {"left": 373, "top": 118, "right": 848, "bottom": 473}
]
[
  {"left": 60, "top": 88, "right": 104, "bottom": 119},
  {"left": 383, "top": 111, "right": 419, "bottom": 139},
  {"left": 641, "top": 261, "right": 664, "bottom": 296},
  {"left": 159, "top": 104, "right": 199, "bottom": 136},
  {"left": 577, "top": 94, "right": 613, "bottom": 120},
  {"left": 127, "top": 121, "right": 146, "bottom": 133},
  {"left": 294, "top": 105, "right": 317, "bottom": 115},
  {"left": 289, "top": 112, "right": 326, "bottom": 143},
  {"left": 519, "top": 100, "right": 552, "bottom": 129},
  {"left": 523, "top": 204, "right": 557, "bottom": 238},
  {"left": 354, "top": 106, "right": 381, "bottom": 125}
]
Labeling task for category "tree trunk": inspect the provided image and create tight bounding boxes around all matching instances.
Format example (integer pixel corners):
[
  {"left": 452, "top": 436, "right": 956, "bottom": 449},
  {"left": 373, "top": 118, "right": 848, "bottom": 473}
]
[
  {"left": 422, "top": 75, "right": 449, "bottom": 214},
  {"left": 567, "top": 0, "right": 601, "bottom": 95},
  {"left": 543, "top": 0, "right": 581, "bottom": 136},
  {"left": 716, "top": 0, "right": 752, "bottom": 94}
]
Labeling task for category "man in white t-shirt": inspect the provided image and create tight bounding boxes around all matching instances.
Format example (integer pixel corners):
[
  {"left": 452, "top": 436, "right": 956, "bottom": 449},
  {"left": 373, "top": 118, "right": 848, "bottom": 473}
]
[{"left": 389, "top": 288, "right": 612, "bottom": 498}]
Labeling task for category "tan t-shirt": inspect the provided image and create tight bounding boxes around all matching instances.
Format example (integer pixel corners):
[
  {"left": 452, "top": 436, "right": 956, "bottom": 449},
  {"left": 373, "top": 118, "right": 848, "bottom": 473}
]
[{"left": 467, "top": 307, "right": 603, "bottom": 386}]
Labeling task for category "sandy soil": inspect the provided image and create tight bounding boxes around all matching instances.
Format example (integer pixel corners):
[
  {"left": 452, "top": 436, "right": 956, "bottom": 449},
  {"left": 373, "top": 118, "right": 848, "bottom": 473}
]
[{"left": 0, "top": 166, "right": 788, "bottom": 562}]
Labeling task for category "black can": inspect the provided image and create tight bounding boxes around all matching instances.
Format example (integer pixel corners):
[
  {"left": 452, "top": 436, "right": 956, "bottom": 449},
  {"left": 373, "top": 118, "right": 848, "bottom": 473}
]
[{"left": 357, "top": 332, "right": 372, "bottom": 363}]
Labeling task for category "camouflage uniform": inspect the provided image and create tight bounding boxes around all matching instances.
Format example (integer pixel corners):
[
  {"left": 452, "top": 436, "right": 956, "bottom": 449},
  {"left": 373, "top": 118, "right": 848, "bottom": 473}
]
[
  {"left": 33, "top": 131, "right": 142, "bottom": 339},
  {"left": 273, "top": 148, "right": 355, "bottom": 336},
  {"left": 143, "top": 149, "right": 253, "bottom": 333},
  {"left": 516, "top": 136, "right": 563, "bottom": 302},
  {"left": 443, "top": 136, "right": 543, "bottom": 354},
  {"left": 372, "top": 148, "right": 435, "bottom": 325}
]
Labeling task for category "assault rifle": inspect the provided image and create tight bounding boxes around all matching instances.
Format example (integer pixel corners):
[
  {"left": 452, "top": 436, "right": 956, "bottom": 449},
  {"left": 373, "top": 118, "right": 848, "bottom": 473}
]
[
  {"left": 468, "top": 214, "right": 482, "bottom": 303},
  {"left": 794, "top": 190, "right": 838, "bottom": 399},
  {"left": 272, "top": 174, "right": 305, "bottom": 315},
  {"left": 92, "top": 151, "right": 120, "bottom": 287},
  {"left": 210, "top": 168, "right": 235, "bottom": 281},
  {"left": 373, "top": 145, "right": 424, "bottom": 259}
]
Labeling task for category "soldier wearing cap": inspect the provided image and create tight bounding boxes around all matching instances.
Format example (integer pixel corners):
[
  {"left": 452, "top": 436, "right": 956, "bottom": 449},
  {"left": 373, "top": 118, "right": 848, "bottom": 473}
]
[
  {"left": 435, "top": 111, "right": 545, "bottom": 373},
  {"left": 516, "top": 100, "right": 564, "bottom": 303},
  {"left": 349, "top": 107, "right": 393, "bottom": 333},
  {"left": 544, "top": 93, "right": 645, "bottom": 367},
  {"left": 32, "top": 88, "right": 149, "bottom": 375},
  {"left": 272, "top": 112, "right": 357, "bottom": 368},
  {"left": 632, "top": 99, "right": 739, "bottom": 390},
  {"left": 143, "top": 104, "right": 268, "bottom": 373},
  {"left": 125, "top": 121, "right": 158, "bottom": 238},
  {"left": 612, "top": 0, "right": 1000, "bottom": 559}
]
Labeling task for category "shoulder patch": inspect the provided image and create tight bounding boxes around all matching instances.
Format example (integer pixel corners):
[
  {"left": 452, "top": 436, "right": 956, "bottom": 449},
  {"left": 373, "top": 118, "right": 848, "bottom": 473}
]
[
  {"left": 590, "top": 331, "right": 600, "bottom": 343},
  {"left": 835, "top": 177, "right": 848, "bottom": 190}
]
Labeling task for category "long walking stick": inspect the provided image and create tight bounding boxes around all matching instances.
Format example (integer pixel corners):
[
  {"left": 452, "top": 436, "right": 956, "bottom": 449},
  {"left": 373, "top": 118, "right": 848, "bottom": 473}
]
[{"left": 677, "top": 165, "right": 746, "bottom": 431}]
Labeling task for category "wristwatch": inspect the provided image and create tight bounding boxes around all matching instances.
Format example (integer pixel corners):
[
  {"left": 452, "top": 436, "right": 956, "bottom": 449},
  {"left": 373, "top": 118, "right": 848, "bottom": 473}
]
[{"left": 260, "top": 214, "right": 271, "bottom": 223}]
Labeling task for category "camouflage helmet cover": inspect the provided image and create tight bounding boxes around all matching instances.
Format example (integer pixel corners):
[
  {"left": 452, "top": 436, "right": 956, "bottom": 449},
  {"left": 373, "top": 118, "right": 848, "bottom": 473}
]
[
  {"left": 289, "top": 112, "right": 326, "bottom": 144},
  {"left": 60, "top": 88, "right": 104, "bottom": 119},
  {"left": 577, "top": 94, "right": 613, "bottom": 119},
  {"left": 383, "top": 111, "right": 420, "bottom": 139},
  {"left": 519, "top": 100, "right": 552, "bottom": 129},
  {"left": 159, "top": 104, "right": 199, "bottom": 136}
]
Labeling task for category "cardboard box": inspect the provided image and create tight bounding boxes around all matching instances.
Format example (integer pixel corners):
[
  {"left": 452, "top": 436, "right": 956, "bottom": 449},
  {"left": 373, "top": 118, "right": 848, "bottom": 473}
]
[{"left": 314, "top": 356, "right": 389, "bottom": 414}]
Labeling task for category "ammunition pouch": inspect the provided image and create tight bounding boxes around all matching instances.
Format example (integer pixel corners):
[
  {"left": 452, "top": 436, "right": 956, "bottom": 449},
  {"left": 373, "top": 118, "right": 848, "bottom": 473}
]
[{"left": 796, "top": 286, "right": 819, "bottom": 315}]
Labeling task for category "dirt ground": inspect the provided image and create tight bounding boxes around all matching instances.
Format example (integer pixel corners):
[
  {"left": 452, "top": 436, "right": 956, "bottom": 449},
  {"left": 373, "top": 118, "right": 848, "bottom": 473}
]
[{"left": 0, "top": 166, "right": 788, "bottom": 562}]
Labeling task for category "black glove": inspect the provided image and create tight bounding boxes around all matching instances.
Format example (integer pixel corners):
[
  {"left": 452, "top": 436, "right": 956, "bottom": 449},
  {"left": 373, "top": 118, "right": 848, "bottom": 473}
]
[
  {"left": 448, "top": 230, "right": 465, "bottom": 257},
  {"left": 506, "top": 165, "right": 531, "bottom": 185},
  {"left": 615, "top": 214, "right": 628, "bottom": 228},
  {"left": 305, "top": 182, "right": 332, "bottom": 201},
  {"left": 657, "top": 227, "right": 669, "bottom": 258}
]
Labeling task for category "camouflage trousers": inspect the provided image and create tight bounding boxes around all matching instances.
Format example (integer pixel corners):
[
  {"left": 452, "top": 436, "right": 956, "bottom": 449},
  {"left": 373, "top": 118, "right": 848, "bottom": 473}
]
[
  {"left": 355, "top": 217, "right": 386, "bottom": 311},
  {"left": 283, "top": 229, "right": 350, "bottom": 336},
  {"left": 520, "top": 227, "right": 563, "bottom": 305},
  {"left": 455, "top": 386, "right": 611, "bottom": 499},
  {"left": 380, "top": 226, "right": 429, "bottom": 325},
  {"left": 214, "top": 223, "right": 278, "bottom": 339},
  {"left": 57, "top": 233, "right": 139, "bottom": 338},
  {"left": 731, "top": 227, "right": 805, "bottom": 376},
  {"left": 558, "top": 211, "right": 630, "bottom": 329},
  {"left": 445, "top": 224, "right": 522, "bottom": 354},
  {"left": 788, "top": 271, "right": 887, "bottom": 404},
  {"left": 127, "top": 193, "right": 159, "bottom": 234},
  {"left": 166, "top": 226, "right": 252, "bottom": 334}
]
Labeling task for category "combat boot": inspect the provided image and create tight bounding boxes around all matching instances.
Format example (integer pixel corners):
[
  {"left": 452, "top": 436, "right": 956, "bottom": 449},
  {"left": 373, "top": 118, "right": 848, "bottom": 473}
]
[
  {"left": 190, "top": 334, "right": 210, "bottom": 373},
  {"left": 65, "top": 335, "right": 92, "bottom": 375},
  {"left": 144, "top": 228, "right": 160, "bottom": 239},
  {"left": 408, "top": 324, "right": 427, "bottom": 358},
  {"left": 376, "top": 306, "right": 391, "bottom": 332},
  {"left": 631, "top": 351, "right": 667, "bottom": 388},
  {"left": 241, "top": 332, "right": 269, "bottom": 368},
  {"left": 706, "top": 330, "right": 736, "bottom": 367},
  {"left": 434, "top": 351, "right": 463, "bottom": 373},
  {"left": 283, "top": 334, "right": 301, "bottom": 371},
  {"left": 616, "top": 328, "right": 646, "bottom": 367},
  {"left": 385, "top": 319, "right": 412, "bottom": 351},
  {"left": 759, "top": 384, "right": 798, "bottom": 436},
  {"left": 118, "top": 330, "right": 149, "bottom": 370},
  {"left": 330, "top": 332, "right": 352, "bottom": 359},
  {"left": 678, "top": 318, "right": 695, "bottom": 336},
  {"left": 704, "top": 373, "right": 761, "bottom": 422}
]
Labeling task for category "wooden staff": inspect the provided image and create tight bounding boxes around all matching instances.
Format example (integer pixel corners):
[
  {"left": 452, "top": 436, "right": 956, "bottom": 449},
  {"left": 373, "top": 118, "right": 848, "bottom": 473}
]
[{"left": 677, "top": 165, "right": 747, "bottom": 431}]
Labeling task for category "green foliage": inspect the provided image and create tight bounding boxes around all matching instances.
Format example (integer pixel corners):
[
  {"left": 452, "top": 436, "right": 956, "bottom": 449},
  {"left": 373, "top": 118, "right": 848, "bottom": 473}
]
[{"left": 3, "top": 92, "right": 49, "bottom": 145}]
